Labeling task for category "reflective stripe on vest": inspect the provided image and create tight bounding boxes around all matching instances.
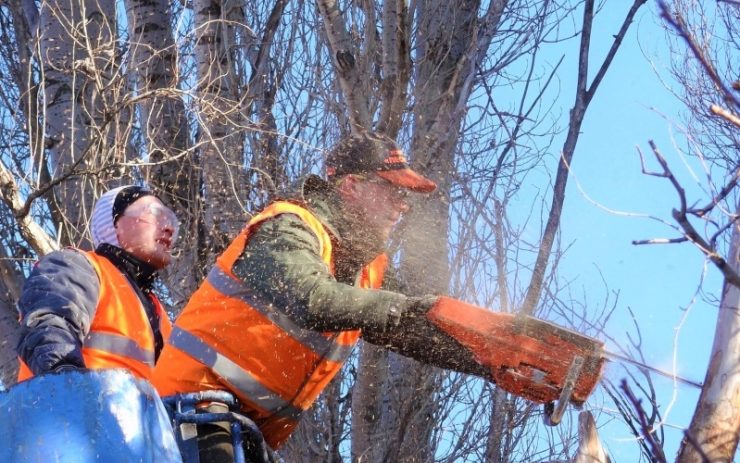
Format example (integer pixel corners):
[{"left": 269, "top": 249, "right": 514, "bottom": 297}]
[
  {"left": 157, "top": 201, "right": 386, "bottom": 435},
  {"left": 168, "top": 326, "right": 303, "bottom": 420},
  {"left": 84, "top": 331, "right": 155, "bottom": 367},
  {"left": 206, "top": 266, "right": 355, "bottom": 364}
]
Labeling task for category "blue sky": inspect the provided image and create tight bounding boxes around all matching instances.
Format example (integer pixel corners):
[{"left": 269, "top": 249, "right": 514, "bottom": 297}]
[{"left": 543, "top": 2, "right": 725, "bottom": 460}]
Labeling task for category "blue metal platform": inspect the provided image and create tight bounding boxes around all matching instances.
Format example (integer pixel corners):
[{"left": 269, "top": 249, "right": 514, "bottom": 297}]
[{"left": 0, "top": 369, "right": 182, "bottom": 462}]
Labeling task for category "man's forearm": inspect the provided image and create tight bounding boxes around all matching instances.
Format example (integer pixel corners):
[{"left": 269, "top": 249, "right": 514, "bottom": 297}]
[{"left": 362, "top": 301, "right": 491, "bottom": 378}]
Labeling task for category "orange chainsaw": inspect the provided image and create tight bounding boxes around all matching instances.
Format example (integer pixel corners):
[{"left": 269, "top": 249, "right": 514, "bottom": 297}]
[
  {"left": 426, "top": 297, "right": 606, "bottom": 426},
  {"left": 424, "top": 297, "right": 702, "bottom": 425}
]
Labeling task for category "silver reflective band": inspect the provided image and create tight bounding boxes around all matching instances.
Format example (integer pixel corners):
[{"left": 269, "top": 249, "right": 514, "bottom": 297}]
[
  {"left": 206, "top": 267, "right": 355, "bottom": 364},
  {"left": 169, "top": 327, "right": 304, "bottom": 420},
  {"left": 84, "top": 332, "right": 155, "bottom": 366}
]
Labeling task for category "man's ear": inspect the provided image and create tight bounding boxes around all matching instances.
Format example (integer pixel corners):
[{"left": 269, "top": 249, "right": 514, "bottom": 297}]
[
  {"left": 336, "top": 174, "right": 360, "bottom": 198},
  {"left": 112, "top": 220, "right": 126, "bottom": 247}
]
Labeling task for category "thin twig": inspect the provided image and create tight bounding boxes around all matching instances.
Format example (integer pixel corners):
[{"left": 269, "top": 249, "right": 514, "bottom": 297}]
[
  {"left": 632, "top": 237, "right": 688, "bottom": 245},
  {"left": 658, "top": 0, "right": 740, "bottom": 111},
  {"left": 688, "top": 167, "right": 740, "bottom": 217},
  {"left": 642, "top": 141, "right": 740, "bottom": 288},
  {"left": 619, "top": 380, "right": 667, "bottom": 463}
]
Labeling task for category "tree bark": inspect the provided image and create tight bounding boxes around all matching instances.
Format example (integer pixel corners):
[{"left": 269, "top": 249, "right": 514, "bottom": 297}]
[
  {"left": 573, "top": 411, "right": 610, "bottom": 463},
  {"left": 316, "top": 0, "right": 373, "bottom": 131},
  {"left": 677, "top": 200, "right": 740, "bottom": 462},
  {"left": 338, "top": 0, "right": 510, "bottom": 459},
  {"left": 383, "top": 0, "right": 481, "bottom": 459},
  {"left": 375, "top": 0, "right": 410, "bottom": 137},
  {"left": 39, "top": 0, "right": 127, "bottom": 247},
  {"left": 124, "top": 0, "right": 199, "bottom": 303},
  {"left": 0, "top": 245, "right": 25, "bottom": 388},
  {"left": 193, "top": 0, "right": 247, "bottom": 258},
  {"left": 351, "top": 343, "right": 390, "bottom": 462},
  {"left": 244, "top": 0, "right": 288, "bottom": 202}
]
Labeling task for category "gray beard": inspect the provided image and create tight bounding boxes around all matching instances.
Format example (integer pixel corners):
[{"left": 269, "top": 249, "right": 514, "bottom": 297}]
[{"left": 332, "top": 204, "right": 387, "bottom": 284}]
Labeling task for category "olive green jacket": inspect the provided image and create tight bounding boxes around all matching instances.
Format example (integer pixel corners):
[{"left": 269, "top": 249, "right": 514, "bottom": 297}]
[{"left": 232, "top": 176, "right": 488, "bottom": 377}]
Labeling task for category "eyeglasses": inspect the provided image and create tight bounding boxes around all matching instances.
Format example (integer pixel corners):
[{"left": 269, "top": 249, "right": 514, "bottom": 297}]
[
  {"left": 121, "top": 203, "right": 180, "bottom": 243},
  {"left": 360, "top": 175, "right": 410, "bottom": 202}
]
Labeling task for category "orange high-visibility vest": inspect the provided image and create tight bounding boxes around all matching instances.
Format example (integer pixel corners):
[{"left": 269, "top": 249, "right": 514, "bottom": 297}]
[
  {"left": 152, "top": 201, "right": 387, "bottom": 448},
  {"left": 18, "top": 250, "right": 172, "bottom": 381}
]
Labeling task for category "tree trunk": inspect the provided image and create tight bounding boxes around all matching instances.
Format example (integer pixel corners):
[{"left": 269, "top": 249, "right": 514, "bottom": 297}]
[
  {"left": 351, "top": 343, "right": 390, "bottom": 462},
  {"left": 0, "top": 299, "right": 20, "bottom": 389},
  {"left": 0, "top": 245, "right": 24, "bottom": 388},
  {"left": 193, "top": 0, "right": 248, "bottom": 259},
  {"left": 342, "top": 0, "right": 511, "bottom": 458},
  {"left": 573, "top": 411, "right": 610, "bottom": 463},
  {"left": 369, "top": 1, "right": 480, "bottom": 459},
  {"left": 485, "top": 388, "right": 513, "bottom": 462},
  {"left": 677, "top": 200, "right": 740, "bottom": 462},
  {"left": 40, "top": 0, "right": 126, "bottom": 247},
  {"left": 315, "top": 0, "right": 373, "bottom": 131},
  {"left": 124, "top": 0, "right": 199, "bottom": 303},
  {"left": 244, "top": 0, "right": 288, "bottom": 201}
]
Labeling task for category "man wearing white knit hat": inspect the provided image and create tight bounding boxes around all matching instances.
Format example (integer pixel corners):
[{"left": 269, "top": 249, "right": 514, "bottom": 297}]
[{"left": 16, "top": 185, "right": 179, "bottom": 382}]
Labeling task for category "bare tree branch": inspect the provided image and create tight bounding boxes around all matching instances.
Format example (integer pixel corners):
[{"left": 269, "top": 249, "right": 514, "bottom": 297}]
[
  {"left": 316, "top": 0, "right": 371, "bottom": 131},
  {"left": 643, "top": 140, "right": 740, "bottom": 288},
  {"left": 620, "top": 379, "right": 668, "bottom": 463},
  {"left": 710, "top": 104, "right": 740, "bottom": 129},
  {"left": 522, "top": 0, "right": 647, "bottom": 315},
  {"left": 0, "top": 163, "right": 57, "bottom": 255},
  {"left": 658, "top": 0, "right": 740, "bottom": 112}
]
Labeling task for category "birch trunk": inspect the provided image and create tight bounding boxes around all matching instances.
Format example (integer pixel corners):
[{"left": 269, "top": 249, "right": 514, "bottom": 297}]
[
  {"left": 39, "top": 0, "right": 125, "bottom": 246},
  {"left": 124, "top": 0, "right": 198, "bottom": 301},
  {"left": 0, "top": 246, "right": 25, "bottom": 388},
  {"left": 677, "top": 200, "right": 740, "bottom": 462},
  {"left": 573, "top": 411, "right": 610, "bottom": 463},
  {"left": 193, "top": 0, "right": 247, "bottom": 258},
  {"left": 371, "top": 1, "right": 480, "bottom": 459},
  {"left": 124, "top": 0, "right": 188, "bottom": 168}
]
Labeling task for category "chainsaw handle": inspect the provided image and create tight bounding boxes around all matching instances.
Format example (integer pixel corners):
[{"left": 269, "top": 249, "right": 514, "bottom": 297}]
[{"left": 543, "top": 356, "right": 584, "bottom": 426}]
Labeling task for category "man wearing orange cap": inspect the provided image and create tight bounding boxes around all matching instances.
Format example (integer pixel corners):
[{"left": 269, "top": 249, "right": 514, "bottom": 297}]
[{"left": 152, "top": 131, "right": 487, "bottom": 462}]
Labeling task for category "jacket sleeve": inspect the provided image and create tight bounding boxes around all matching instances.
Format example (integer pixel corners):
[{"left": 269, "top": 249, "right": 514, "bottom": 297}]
[
  {"left": 232, "top": 213, "right": 412, "bottom": 333},
  {"left": 16, "top": 249, "right": 101, "bottom": 374},
  {"left": 232, "top": 214, "right": 490, "bottom": 379}
]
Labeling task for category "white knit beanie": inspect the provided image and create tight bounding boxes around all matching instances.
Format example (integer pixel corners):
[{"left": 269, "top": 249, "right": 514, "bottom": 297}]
[{"left": 91, "top": 185, "right": 154, "bottom": 248}]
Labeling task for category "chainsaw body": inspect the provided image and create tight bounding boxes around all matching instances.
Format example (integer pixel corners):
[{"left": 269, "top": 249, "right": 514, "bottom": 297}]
[{"left": 427, "top": 297, "right": 605, "bottom": 423}]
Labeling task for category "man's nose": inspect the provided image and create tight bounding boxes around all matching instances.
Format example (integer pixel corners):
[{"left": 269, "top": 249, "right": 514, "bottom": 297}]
[{"left": 395, "top": 196, "right": 410, "bottom": 213}]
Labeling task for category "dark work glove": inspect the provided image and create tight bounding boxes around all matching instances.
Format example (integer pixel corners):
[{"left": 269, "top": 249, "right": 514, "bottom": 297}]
[
  {"left": 53, "top": 364, "right": 84, "bottom": 374},
  {"left": 386, "top": 295, "right": 439, "bottom": 329}
]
